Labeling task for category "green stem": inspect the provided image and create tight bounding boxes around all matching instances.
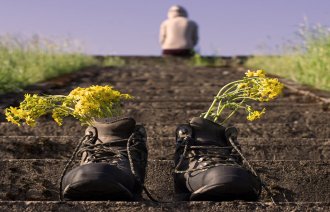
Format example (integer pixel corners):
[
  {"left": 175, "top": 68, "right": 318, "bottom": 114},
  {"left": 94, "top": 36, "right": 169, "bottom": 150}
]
[
  {"left": 232, "top": 96, "right": 259, "bottom": 102},
  {"left": 60, "top": 106, "right": 74, "bottom": 112},
  {"left": 47, "top": 95, "right": 67, "bottom": 98},
  {"left": 214, "top": 104, "right": 226, "bottom": 122},
  {"left": 220, "top": 99, "right": 245, "bottom": 124},
  {"left": 213, "top": 84, "right": 238, "bottom": 122},
  {"left": 203, "top": 80, "right": 243, "bottom": 119},
  {"left": 214, "top": 97, "right": 223, "bottom": 121},
  {"left": 223, "top": 84, "right": 239, "bottom": 96}
]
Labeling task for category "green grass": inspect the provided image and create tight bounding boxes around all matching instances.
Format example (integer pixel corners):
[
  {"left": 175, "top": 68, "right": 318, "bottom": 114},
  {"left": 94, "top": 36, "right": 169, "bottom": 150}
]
[
  {"left": 0, "top": 35, "right": 98, "bottom": 94},
  {"left": 246, "top": 24, "right": 330, "bottom": 91},
  {"left": 102, "top": 56, "right": 126, "bottom": 67},
  {"left": 190, "top": 54, "right": 225, "bottom": 67}
]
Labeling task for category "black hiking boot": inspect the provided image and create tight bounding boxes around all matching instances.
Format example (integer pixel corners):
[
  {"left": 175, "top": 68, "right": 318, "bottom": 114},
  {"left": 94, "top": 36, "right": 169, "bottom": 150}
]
[
  {"left": 60, "top": 117, "right": 148, "bottom": 201},
  {"left": 174, "top": 117, "right": 262, "bottom": 201}
]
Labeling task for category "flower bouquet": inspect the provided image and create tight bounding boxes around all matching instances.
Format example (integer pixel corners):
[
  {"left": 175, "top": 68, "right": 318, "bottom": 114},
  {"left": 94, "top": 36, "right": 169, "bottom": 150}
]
[
  {"left": 5, "top": 85, "right": 132, "bottom": 126},
  {"left": 202, "top": 69, "right": 283, "bottom": 124}
]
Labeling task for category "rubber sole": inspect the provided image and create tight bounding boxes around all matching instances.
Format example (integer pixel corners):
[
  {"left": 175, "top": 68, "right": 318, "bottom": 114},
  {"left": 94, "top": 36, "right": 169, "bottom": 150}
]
[
  {"left": 190, "top": 182, "right": 260, "bottom": 201},
  {"left": 63, "top": 174, "right": 134, "bottom": 201}
]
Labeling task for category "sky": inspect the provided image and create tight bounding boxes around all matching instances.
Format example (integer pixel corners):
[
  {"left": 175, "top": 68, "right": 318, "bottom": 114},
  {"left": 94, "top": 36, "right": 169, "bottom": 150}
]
[{"left": 0, "top": 0, "right": 330, "bottom": 56}]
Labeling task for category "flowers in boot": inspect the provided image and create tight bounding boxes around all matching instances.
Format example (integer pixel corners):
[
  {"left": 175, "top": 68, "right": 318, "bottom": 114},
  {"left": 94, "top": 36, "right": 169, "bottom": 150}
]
[
  {"left": 203, "top": 70, "right": 283, "bottom": 124},
  {"left": 5, "top": 85, "right": 132, "bottom": 126}
]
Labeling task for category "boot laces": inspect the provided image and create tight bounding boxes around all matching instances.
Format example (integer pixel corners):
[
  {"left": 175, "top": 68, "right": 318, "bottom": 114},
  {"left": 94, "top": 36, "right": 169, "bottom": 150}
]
[
  {"left": 77, "top": 139, "right": 125, "bottom": 164},
  {"left": 191, "top": 146, "right": 240, "bottom": 165},
  {"left": 174, "top": 136, "right": 241, "bottom": 174}
]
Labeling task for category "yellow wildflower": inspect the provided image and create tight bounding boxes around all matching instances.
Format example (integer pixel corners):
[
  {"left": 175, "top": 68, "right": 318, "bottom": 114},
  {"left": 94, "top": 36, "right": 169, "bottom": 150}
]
[
  {"left": 245, "top": 70, "right": 254, "bottom": 77},
  {"left": 254, "top": 70, "right": 265, "bottom": 78},
  {"left": 5, "top": 111, "right": 20, "bottom": 126},
  {"left": 245, "top": 69, "right": 266, "bottom": 78},
  {"left": 237, "top": 83, "right": 248, "bottom": 89},
  {"left": 25, "top": 116, "right": 36, "bottom": 127},
  {"left": 247, "top": 108, "right": 266, "bottom": 121}
]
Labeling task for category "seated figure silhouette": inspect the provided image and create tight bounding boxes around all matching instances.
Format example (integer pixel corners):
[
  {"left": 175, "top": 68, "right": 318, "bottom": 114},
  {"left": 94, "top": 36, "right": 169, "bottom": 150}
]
[{"left": 160, "top": 5, "right": 198, "bottom": 57}]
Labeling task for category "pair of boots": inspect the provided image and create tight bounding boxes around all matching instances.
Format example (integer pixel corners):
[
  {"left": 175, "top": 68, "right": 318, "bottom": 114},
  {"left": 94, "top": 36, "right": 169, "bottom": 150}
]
[{"left": 61, "top": 117, "right": 261, "bottom": 201}]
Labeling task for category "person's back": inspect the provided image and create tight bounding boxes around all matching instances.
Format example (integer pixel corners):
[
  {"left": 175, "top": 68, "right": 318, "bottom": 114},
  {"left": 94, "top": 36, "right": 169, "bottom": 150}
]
[{"left": 160, "top": 5, "right": 198, "bottom": 57}]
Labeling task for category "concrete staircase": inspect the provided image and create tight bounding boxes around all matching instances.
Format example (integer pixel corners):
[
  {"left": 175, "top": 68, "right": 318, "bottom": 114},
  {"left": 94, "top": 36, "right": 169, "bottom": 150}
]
[{"left": 0, "top": 57, "right": 329, "bottom": 211}]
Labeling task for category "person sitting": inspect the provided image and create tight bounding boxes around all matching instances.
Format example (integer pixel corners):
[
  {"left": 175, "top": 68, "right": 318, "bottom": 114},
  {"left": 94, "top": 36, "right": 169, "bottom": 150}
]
[{"left": 159, "top": 5, "right": 199, "bottom": 57}]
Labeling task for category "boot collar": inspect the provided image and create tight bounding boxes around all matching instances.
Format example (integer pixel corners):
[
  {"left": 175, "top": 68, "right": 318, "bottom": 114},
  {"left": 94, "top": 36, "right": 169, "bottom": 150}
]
[
  {"left": 93, "top": 117, "right": 136, "bottom": 143},
  {"left": 190, "top": 117, "right": 227, "bottom": 146}
]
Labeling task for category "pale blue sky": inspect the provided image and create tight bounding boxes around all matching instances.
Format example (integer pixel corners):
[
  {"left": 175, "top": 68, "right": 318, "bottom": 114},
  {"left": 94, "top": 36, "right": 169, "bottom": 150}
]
[{"left": 0, "top": 0, "right": 329, "bottom": 56}]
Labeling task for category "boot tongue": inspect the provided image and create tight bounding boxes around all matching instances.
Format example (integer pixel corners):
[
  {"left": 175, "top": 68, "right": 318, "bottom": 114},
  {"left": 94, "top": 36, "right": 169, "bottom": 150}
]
[
  {"left": 190, "top": 117, "right": 227, "bottom": 146},
  {"left": 93, "top": 117, "right": 136, "bottom": 144}
]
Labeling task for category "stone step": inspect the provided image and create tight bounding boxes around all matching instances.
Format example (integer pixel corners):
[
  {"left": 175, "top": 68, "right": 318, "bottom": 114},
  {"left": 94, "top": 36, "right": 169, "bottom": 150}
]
[
  {"left": 145, "top": 123, "right": 330, "bottom": 139},
  {"left": 0, "top": 136, "right": 328, "bottom": 160},
  {"left": 0, "top": 122, "right": 328, "bottom": 139},
  {"left": 124, "top": 102, "right": 328, "bottom": 111},
  {"left": 123, "top": 109, "right": 329, "bottom": 124},
  {"left": 67, "top": 70, "right": 295, "bottom": 92},
  {"left": 0, "top": 160, "right": 328, "bottom": 202},
  {"left": 116, "top": 87, "right": 321, "bottom": 103},
  {"left": 125, "top": 95, "right": 319, "bottom": 104},
  {"left": 131, "top": 137, "right": 330, "bottom": 160},
  {"left": 0, "top": 201, "right": 328, "bottom": 212},
  {"left": 69, "top": 69, "right": 254, "bottom": 86}
]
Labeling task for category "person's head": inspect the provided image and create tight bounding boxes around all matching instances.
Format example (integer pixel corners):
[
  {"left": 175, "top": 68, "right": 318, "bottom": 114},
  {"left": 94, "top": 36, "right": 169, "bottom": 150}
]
[{"left": 167, "top": 5, "right": 188, "bottom": 18}]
